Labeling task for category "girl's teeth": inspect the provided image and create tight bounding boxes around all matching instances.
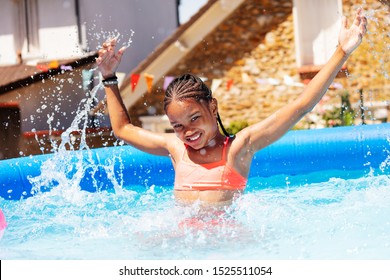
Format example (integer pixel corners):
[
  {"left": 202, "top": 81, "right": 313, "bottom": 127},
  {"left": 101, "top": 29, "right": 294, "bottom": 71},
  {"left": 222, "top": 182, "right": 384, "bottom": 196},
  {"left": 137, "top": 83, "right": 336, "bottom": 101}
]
[{"left": 189, "top": 134, "right": 200, "bottom": 141}]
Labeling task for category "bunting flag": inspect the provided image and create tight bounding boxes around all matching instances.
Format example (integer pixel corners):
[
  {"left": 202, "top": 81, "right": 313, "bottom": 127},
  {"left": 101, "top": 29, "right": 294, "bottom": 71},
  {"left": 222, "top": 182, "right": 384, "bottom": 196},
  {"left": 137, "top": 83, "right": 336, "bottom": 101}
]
[
  {"left": 60, "top": 65, "right": 73, "bottom": 71},
  {"left": 48, "top": 60, "right": 59, "bottom": 69},
  {"left": 163, "top": 76, "right": 175, "bottom": 91},
  {"left": 226, "top": 79, "right": 233, "bottom": 91},
  {"left": 211, "top": 79, "right": 222, "bottom": 93},
  {"left": 144, "top": 73, "right": 154, "bottom": 93},
  {"left": 131, "top": 74, "right": 140, "bottom": 92},
  {"left": 36, "top": 64, "right": 49, "bottom": 72}
]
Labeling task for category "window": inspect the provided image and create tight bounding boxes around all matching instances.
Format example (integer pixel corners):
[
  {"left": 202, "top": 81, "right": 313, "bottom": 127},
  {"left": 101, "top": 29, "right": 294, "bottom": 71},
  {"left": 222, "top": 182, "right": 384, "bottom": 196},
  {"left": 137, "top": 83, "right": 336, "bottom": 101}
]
[
  {"left": 14, "top": 0, "right": 40, "bottom": 54},
  {"left": 293, "top": 0, "right": 342, "bottom": 67}
]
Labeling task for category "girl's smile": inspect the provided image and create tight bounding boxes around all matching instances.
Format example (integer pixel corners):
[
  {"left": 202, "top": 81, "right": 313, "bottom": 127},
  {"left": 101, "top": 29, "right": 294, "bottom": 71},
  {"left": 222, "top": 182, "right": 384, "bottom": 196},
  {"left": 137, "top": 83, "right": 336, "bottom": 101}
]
[{"left": 166, "top": 99, "right": 220, "bottom": 150}]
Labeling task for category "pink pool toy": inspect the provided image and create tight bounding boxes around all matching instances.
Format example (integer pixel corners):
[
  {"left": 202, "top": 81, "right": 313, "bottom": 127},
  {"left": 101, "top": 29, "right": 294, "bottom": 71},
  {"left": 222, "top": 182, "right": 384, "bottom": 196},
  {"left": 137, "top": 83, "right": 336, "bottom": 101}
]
[{"left": 0, "top": 208, "right": 7, "bottom": 239}]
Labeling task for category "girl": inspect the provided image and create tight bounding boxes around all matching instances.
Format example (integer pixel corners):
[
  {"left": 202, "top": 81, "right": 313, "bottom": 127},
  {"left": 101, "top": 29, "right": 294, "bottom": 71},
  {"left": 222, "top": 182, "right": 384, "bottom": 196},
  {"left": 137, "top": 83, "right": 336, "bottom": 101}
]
[{"left": 96, "top": 9, "right": 367, "bottom": 206}]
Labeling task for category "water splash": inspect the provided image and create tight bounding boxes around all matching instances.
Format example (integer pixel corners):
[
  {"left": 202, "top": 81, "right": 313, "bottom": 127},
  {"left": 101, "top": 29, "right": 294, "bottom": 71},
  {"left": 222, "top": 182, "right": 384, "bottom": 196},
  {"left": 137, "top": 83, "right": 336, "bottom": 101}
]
[
  {"left": 28, "top": 52, "right": 132, "bottom": 197},
  {"left": 2, "top": 170, "right": 390, "bottom": 259},
  {"left": 86, "top": 17, "right": 135, "bottom": 50}
]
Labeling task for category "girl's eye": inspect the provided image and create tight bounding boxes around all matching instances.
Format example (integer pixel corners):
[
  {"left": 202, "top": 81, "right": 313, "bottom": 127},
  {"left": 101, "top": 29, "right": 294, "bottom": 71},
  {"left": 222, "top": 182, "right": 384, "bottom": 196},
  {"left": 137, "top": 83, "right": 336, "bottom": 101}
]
[
  {"left": 191, "top": 116, "right": 199, "bottom": 122},
  {"left": 173, "top": 124, "right": 183, "bottom": 130}
]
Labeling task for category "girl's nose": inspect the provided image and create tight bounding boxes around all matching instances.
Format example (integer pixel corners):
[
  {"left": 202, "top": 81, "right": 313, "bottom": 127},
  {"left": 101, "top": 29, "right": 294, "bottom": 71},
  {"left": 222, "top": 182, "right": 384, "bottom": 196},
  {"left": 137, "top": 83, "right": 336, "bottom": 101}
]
[{"left": 183, "top": 126, "right": 196, "bottom": 136}]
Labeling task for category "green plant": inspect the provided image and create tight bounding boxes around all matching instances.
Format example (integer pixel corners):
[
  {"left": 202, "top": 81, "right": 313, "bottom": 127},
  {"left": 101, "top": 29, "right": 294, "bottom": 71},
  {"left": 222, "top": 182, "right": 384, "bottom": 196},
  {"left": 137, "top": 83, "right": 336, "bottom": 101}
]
[
  {"left": 225, "top": 120, "right": 249, "bottom": 135},
  {"left": 322, "top": 90, "right": 356, "bottom": 127},
  {"left": 340, "top": 90, "right": 355, "bottom": 126}
]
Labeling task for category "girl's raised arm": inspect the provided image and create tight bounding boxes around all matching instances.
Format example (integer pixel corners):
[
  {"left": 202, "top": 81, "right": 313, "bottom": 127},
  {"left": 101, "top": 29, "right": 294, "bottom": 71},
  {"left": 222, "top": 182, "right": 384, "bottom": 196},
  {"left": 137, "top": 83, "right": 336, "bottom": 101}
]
[
  {"left": 96, "top": 39, "right": 174, "bottom": 156},
  {"left": 237, "top": 8, "right": 367, "bottom": 154}
]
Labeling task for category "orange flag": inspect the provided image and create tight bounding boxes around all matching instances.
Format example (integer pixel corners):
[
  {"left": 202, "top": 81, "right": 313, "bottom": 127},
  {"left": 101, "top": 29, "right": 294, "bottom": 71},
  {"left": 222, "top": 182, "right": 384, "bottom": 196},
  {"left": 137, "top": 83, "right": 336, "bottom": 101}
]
[
  {"left": 131, "top": 74, "right": 140, "bottom": 92},
  {"left": 144, "top": 73, "right": 154, "bottom": 93},
  {"left": 227, "top": 79, "right": 233, "bottom": 91},
  {"left": 48, "top": 60, "right": 59, "bottom": 69}
]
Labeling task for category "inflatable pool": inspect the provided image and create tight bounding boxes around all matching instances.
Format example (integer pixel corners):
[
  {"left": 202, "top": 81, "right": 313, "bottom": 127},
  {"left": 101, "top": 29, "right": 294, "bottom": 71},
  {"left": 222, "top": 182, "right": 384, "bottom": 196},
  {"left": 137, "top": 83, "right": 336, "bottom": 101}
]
[
  {"left": 1, "top": 123, "right": 390, "bottom": 260},
  {"left": 1, "top": 123, "right": 389, "bottom": 200}
]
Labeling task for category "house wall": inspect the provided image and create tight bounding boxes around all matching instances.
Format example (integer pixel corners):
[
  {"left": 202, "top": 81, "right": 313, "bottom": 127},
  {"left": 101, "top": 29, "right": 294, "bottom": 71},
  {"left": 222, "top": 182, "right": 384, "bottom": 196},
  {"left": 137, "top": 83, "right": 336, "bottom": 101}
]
[
  {"left": 0, "top": 1, "right": 19, "bottom": 64},
  {"left": 0, "top": 0, "right": 178, "bottom": 75},
  {"left": 0, "top": 0, "right": 179, "bottom": 158},
  {"left": 130, "top": 0, "right": 389, "bottom": 129},
  {"left": 0, "top": 0, "right": 178, "bottom": 129},
  {"left": 79, "top": 0, "right": 179, "bottom": 74},
  {"left": 0, "top": 63, "right": 107, "bottom": 132},
  {"left": 0, "top": 62, "right": 119, "bottom": 159},
  {"left": 37, "top": 0, "right": 82, "bottom": 60}
]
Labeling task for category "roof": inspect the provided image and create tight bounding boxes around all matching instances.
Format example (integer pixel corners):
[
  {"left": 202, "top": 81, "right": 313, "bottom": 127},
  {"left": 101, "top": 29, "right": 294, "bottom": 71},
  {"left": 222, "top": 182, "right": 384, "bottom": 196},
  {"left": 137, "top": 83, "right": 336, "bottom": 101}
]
[
  {"left": 122, "top": 0, "right": 218, "bottom": 78},
  {"left": 119, "top": 0, "right": 246, "bottom": 109},
  {"left": 0, "top": 53, "right": 98, "bottom": 95}
]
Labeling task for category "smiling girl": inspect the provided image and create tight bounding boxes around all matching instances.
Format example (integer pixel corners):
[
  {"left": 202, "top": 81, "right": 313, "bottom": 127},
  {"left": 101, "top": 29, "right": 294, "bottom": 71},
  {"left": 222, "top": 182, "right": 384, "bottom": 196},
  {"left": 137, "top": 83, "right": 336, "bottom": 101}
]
[{"left": 96, "top": 9, "right": 367, "bottom": 206}]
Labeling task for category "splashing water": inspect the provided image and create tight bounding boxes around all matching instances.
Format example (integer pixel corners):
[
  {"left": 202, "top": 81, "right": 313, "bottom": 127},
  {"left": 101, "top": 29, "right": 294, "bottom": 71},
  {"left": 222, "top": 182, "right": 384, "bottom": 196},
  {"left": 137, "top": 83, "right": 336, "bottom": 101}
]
[
  {"left": 1, "top": 5, "right": 390, "bottom": 260},
  {"left": 1, "top": 169, "right": 390, "bottom": 259}
]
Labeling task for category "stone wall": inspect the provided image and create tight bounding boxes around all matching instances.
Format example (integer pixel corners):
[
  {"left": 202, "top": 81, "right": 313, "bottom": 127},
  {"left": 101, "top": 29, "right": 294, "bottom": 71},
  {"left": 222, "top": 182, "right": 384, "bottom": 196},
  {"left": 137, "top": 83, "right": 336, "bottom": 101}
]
[{"left": 130, "top": 0, "right": 390, "bottom": 130}]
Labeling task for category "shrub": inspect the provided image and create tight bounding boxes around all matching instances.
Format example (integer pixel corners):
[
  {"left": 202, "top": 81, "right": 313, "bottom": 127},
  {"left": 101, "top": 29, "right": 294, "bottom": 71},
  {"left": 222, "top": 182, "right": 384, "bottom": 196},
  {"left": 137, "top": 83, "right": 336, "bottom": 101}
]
[
  {"left": 225, "top": 120, "right": 249, "bottom": 135},
  {"left": 323, "top": 90, "right": 356, "bottom": 127}
]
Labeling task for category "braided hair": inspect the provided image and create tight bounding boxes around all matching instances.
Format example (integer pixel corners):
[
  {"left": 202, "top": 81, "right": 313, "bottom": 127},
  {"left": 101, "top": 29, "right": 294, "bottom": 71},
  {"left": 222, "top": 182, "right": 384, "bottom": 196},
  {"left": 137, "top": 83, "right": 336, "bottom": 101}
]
[{"left": 164, "top": 74, "right": 230, "bottom": 137}]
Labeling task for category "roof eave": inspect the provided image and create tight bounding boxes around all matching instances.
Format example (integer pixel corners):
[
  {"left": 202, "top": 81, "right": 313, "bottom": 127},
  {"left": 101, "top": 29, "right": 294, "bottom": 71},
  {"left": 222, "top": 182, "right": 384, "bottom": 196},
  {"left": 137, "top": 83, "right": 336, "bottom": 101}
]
[
  {"left": 119, "top": 0, "right": 246, "bottom": 110},
  {"left": 0, "top": 53, "right": 98, "bottom": 95}
]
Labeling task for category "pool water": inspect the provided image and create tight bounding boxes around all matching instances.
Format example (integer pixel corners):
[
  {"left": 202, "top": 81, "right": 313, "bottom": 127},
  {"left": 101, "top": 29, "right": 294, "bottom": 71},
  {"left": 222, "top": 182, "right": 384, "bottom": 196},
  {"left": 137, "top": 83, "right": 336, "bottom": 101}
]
[{"left": 1, "top": 168, "right": 389, "bottom": 260}]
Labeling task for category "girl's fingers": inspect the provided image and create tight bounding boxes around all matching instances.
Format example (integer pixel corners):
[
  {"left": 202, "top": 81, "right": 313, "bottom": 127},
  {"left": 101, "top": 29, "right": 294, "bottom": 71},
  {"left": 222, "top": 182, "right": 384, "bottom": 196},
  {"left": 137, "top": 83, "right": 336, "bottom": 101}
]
[
  {"left": 353, "top": 8, "right": 364, "bottom": 27},
  {"left": 353, "top": 15, "right": 361, "bottom": 27},
  {"left": 360, "top": 20, "right": 367, "bottom": 35},
  {"left": 96, "top": 38, "right": 124, "bottom": 69},
  {"left": 118, "top": 46, "right": 127, "bottom": 56},
  {"left": 103, "top": 38, "right": 117, "bottom": 48}
]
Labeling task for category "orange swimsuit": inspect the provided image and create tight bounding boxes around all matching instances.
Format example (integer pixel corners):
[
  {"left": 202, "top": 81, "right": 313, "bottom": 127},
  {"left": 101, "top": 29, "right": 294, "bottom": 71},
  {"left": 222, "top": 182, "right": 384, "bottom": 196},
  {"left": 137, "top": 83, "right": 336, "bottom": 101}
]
[{"left": 174, "top": 137, "right": 247, "bottom": 191}]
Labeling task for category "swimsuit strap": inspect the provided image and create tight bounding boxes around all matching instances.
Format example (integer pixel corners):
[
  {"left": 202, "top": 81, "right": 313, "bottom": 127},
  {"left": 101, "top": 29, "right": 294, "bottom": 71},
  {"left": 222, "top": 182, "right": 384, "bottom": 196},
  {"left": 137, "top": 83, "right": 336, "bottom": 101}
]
[
  {"left": 221, "top": 136, "right": 230, "bottom": 162},
  {"left": 182, "top": 143, "right": 189, "bottom": 161}
]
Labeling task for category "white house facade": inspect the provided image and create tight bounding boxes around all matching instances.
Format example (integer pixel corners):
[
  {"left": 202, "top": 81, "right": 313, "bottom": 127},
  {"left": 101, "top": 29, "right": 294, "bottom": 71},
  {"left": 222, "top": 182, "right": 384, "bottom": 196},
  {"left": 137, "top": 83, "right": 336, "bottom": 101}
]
[
  {"left": 0, "top": 0, "right": 179, "bottom": 159},
  {"left": 0, "top": 0, "right": 179, "bottom": 73}
]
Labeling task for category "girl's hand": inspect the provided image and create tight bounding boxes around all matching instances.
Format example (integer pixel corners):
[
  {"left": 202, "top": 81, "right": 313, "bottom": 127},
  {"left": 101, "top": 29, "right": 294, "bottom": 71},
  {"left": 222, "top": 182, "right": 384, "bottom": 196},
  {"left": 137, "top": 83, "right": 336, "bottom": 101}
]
[
  {"left": 96, "top": 38, "right": 127, "bottom": 79},
  {"left": 338, "top": 8, "right": 367, "bottom": 56}
]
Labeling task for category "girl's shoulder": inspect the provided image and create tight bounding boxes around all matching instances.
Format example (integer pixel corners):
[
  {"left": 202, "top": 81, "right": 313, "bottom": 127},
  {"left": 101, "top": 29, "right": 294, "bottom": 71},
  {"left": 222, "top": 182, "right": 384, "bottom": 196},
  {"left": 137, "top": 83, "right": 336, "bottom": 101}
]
[
  {"left": 164, "top": 133, "right": 185, "bottom": 158},
  {"left": 228, "top": 129, "right": 256, "bottom": 160},
  {"left": 229, "top": 129, "right": 252, "bottom": 152},
  {"left": 226, "top": 133, "right": 254, "bottom": 177}
]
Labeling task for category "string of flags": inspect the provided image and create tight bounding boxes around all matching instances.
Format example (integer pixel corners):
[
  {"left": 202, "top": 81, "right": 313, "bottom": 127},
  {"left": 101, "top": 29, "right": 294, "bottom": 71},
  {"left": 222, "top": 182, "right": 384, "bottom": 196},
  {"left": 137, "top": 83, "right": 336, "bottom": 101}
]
[
  {"left": 35, "top": 60, "right": 343, "bottom": 93},
  {"left": 128, "top": 73, "right": 320, "bottom": 94},
  {"left": 144, "top": 73, "right": 154, "bottom": 93},
  {"left": 36, "top": 60, "right": 73, "bottom": 73}
]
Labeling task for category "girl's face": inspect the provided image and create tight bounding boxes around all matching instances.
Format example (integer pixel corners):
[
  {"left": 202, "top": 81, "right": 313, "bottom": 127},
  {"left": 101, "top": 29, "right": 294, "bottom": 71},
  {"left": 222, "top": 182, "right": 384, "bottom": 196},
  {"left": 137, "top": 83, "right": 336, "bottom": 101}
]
[{"left": 166, "top": 98, "right": 219, "bottom": 150}]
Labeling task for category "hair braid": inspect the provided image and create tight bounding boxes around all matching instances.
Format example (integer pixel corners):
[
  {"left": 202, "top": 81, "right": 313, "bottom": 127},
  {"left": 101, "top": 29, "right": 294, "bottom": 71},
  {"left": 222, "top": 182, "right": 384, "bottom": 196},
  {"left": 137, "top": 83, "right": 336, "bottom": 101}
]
[{"left": 164, "top": 73, "right": 231, "bottom": 137}]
